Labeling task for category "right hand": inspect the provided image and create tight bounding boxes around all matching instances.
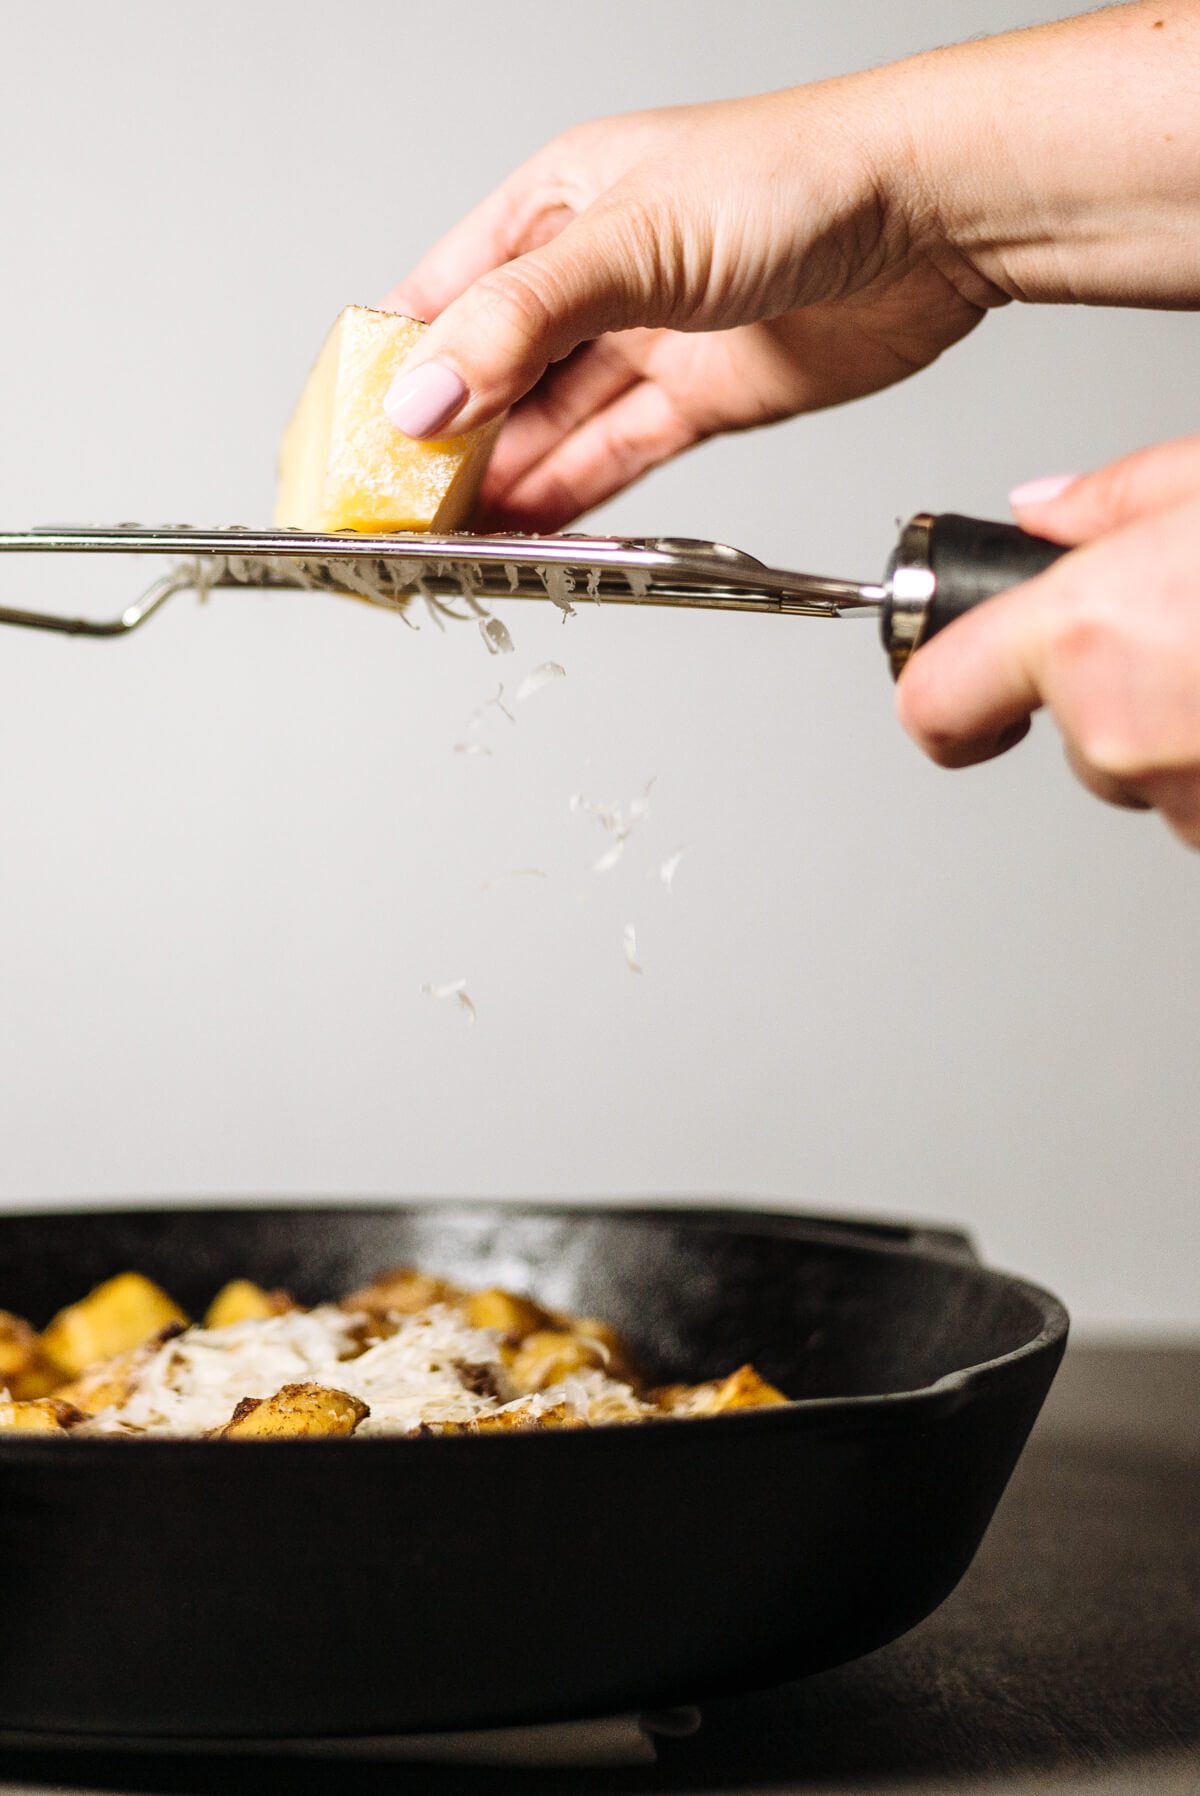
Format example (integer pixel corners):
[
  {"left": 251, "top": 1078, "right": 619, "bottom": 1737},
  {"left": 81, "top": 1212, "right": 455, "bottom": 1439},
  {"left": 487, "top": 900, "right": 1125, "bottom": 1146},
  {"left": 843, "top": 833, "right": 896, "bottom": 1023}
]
[
  {"left": 379, "top": 85, "right": 995, "bottom": 529},
  {"left": 897, "top": 437, "right": 1200, "bottom": 850}
]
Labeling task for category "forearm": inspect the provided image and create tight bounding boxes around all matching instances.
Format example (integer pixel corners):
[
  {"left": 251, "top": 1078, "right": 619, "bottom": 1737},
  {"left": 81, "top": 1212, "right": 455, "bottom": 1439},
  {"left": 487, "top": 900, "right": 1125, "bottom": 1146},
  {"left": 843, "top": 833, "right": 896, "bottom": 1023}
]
[{"left": 898, "top": 0, "right": 1200, "bottom": 309}]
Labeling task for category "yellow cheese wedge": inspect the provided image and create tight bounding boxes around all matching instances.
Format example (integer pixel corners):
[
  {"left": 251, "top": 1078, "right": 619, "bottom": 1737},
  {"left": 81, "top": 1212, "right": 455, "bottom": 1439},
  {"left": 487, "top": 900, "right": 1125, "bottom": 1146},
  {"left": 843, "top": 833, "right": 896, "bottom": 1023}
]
[{"left": 275, "top": 306, "right": 500, "bottom": 533}]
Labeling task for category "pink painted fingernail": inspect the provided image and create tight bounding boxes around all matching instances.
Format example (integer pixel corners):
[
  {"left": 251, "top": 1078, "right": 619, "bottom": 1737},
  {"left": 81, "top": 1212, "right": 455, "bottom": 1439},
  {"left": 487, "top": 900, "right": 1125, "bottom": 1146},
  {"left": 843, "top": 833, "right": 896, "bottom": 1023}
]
[
  {"left": 1009, "top": 473, "right": 1078, "bottom": 508},
  {"left": 384, "top": 360, "right": 468, "bottom": 438}
]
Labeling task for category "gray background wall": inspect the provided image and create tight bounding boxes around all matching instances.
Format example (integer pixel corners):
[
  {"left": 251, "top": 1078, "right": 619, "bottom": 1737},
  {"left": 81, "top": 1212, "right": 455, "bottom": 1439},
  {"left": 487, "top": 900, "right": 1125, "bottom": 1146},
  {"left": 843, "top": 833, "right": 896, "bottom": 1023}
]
[{"left": 0, "top": 0, "right": 1195, "bottom": 1331}]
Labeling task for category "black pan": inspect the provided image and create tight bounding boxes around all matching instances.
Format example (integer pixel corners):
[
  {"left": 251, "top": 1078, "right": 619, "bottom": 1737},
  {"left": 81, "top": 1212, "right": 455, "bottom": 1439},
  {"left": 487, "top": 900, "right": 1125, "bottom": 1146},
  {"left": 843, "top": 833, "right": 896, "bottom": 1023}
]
[{"left": 0, "top": 1202, "right": 1067, "bottom": 1741}]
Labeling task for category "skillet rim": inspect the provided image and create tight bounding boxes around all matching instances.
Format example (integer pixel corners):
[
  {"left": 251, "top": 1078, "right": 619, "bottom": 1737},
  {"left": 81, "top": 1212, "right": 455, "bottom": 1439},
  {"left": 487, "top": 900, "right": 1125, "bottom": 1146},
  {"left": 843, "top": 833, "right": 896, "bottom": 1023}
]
[{"left": 0, "top": 1198, "right": 1069, "bottom": 1462}]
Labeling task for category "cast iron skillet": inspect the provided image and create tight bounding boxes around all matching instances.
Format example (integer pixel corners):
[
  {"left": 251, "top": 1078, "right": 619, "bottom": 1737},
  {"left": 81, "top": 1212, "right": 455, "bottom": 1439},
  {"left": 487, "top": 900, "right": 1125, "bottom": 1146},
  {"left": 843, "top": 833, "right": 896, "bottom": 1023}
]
[{"left": 0, "top": 1202, "right": 1067, "bottom": 1741}]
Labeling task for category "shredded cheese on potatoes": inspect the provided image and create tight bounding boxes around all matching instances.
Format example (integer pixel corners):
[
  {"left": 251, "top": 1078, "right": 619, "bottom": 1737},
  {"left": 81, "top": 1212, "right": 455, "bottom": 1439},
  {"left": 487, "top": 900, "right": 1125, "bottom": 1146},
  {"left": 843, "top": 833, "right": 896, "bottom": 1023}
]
[
  {"left": 1, "top": 1266, "right": 788, "bottom": 1440},
  {"left": 75, "top": 1305, "right": 648, "bottom": 1439}
]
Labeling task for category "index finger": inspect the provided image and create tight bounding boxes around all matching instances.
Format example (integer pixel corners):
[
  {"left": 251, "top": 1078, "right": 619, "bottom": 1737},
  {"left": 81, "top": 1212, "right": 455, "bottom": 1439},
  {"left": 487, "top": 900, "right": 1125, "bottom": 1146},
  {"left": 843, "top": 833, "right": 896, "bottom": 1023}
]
[
  {"left": 895, "top": 576, "right": 1049, "bottom": 767},
  {"left": 379, "top": 184, "right": 521, "bottom": 322},
  {"left": 1012, "top": 434, "right": 1200, "bottom": 546},
  {"left": 379, "top": 158, "right": 576, "bottom": 323}
]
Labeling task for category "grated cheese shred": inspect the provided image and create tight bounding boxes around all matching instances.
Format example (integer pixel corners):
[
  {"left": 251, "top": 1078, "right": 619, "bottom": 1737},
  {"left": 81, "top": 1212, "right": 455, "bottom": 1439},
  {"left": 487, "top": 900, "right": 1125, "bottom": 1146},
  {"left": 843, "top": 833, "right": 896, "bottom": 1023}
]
[{"left": 77, "top": 1304, "right": 652, "bottom": 1439}]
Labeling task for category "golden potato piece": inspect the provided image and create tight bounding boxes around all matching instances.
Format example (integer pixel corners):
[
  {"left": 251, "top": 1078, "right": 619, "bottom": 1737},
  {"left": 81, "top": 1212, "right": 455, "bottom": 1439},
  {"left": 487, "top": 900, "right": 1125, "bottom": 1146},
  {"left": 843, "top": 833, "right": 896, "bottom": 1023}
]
[
  {"left": 0, "top": 1397, "right": 84, "bottom": 1434},
  {"left": 53, "top": 1323, "right": 184, "bottom": 1417},
  {"left": 0, "top": 1310, "right": 38, "bottom": 1382},
  {"left": 426, "top": 1401, "right": 587, "bottom": 1436},
  {"left": 580, "top": 1389, "right": 652, "bottom": 1425},
  {"left": 653, "top": 1365, "right": 788, "bottom": 1416},
  {"left": 204, "top": 1280, "right": 295, "bottom": 1329},
  {"left": 461, "top": 1287, "right": 554, "bottom": 1341},
  {"left": 0, "top": 1310, "right": 61, "bottom": 1397},
  {"left": 475, "top": 1402, "right": 586, "bottom": 1432},
  {"left": 9, "top": 1361, "right": 63, "bottom": 1400},
  {"left": 570, "top": 1317, "right": 639, "bottom": 1383},
  {"left": 40, "top": 1273, "right": 188, "bottom": 1378},
  {"left": 214, "top": 1382, "right": 368, "bottom": 1440},
  {"left": 342, "top": 1266, "right": 459, "bottom": 1318},
  {"left": 508, "top": 1329, "right": 604, "bottom": 1395},
  {"left": 54, "top": 1360, "right": 136, "bottom": 1416}
]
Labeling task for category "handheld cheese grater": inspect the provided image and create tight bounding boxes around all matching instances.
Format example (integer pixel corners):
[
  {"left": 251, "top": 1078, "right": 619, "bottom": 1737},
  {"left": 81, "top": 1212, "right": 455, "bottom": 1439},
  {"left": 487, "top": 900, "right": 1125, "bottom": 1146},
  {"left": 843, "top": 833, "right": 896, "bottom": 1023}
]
[{"left": 0, "top": 514, "right": 1067, "bottom": 675}]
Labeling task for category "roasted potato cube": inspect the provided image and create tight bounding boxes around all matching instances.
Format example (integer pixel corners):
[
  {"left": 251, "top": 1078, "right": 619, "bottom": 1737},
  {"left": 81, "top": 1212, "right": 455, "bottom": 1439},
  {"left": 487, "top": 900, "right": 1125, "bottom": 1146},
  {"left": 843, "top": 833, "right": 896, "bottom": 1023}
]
[
  {"left": 53, "top": 1323, "right": 184, "bottom": 1417},
  {"left": 508, "top": 1329, "right": 604, "bottom": 1394},
  {"left": 342, "top": 1266, "right": 459, "bottom": 1318},
  {"left": 54, "top": 1356, "right": 138, "bottom": 1416},
  {"left": 214, "top": 1382, "right": 368, "bottom": 1440},
  {"left": 204, "top": 1280, "right": 294, "bottom": 1329},
  {"left": 9, "top": 1360, "right": 63, "bottom": 1400},
  {"left": 653, "top": 1365, "right": 788, "bottom": 1415},
  {"left": 475, "top": 1401, "right": 586, "bottom": 1432},
  {"left": 581, "top": 1389, "right": 651, "bottom": 1425},
  {"left": 0, "top": 1397, "right": 84, "bottom": 1434},
  {"left": 40, "top": 1273, "right": 187, "bottom": 1378},
  {"left": 570, "top": 1317, "right": 639, "bottom": 1382},
  {"left": 0, "top": 1310, "right": 38, "bottom": 1383},
  {"left": 461, "top": 1287, "right": 553, "bottom": 1341},
  {"left": 0, "top": 1310, "right": 61, "bottom": 1397},
  {"left": 425, "top": 1401, "right": 586, "bottom": 1436}
]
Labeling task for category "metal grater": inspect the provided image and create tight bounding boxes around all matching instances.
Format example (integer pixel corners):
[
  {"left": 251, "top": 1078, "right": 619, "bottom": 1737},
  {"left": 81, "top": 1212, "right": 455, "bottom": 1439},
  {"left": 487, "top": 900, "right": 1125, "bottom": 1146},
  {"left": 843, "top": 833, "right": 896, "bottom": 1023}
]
[{"left": 0, "top": 516, "right": 1067, "bottom": 675}]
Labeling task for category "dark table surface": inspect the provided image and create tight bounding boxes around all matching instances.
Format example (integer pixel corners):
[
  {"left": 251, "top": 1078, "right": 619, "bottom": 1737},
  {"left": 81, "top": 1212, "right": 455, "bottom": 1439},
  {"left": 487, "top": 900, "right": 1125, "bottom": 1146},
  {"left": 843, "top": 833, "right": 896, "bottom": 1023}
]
[{"left": 2, "top": 1343, "right": 1197, "bottom": 1796}]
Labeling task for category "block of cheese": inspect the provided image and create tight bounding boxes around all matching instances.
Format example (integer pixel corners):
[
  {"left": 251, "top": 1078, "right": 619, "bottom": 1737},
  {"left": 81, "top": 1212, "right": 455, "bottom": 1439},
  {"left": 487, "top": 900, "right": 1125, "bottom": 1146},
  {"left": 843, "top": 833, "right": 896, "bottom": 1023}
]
[{"left": 275, "top": 306, "right": 500, "bottom": 533}]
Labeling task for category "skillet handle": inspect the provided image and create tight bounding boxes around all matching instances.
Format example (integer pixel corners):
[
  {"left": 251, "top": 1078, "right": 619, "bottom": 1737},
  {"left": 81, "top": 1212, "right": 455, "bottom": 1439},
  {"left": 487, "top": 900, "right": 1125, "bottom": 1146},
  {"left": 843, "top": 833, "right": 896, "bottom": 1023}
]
[
  {"left": 730, "top": 1211, "right": 981, "bottom": 1263},
  {"left": 817, "top": 1217, "right": 981, "bottom": 1263},
  {"left": 892, "top": 1223, "right": 980, "bottom": 1263}
]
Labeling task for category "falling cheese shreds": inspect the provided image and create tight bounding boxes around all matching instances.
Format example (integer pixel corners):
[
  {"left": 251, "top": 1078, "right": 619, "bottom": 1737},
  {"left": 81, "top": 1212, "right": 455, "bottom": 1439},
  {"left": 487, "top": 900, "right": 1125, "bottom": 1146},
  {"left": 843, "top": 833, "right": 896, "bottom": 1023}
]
[
  {"left": 465, "top": 685, "right": 514, "bottom": 739},
  {"left": 204, "top": 546, "right": 551, "bottom": 660},
  {"left": 593, "top": 841, "right": 626, "bottom": 874},
  {"left": 535, "top": 564, "right": 577, "bottom": 618},
  {"left": 622, "top": 924, "right": 643, "bottom": 974},
  {"left": 454, "top": 742, "right": 492, "bottom": 757},
  {"left": 487, "top": 684, "right": 516, "bottom": 724},
  {"left": 479, "top": 616, "right": 515, "bottom": 656},
  {"left": 420, "top": 979, "right": 477, "bottom": 1023},
  {"left": 181, "top": 557, "right": 221, "bottom": 606},
  {"left": 515, "top": 662, "right": 566, "bottom": 703},
  {"left": 257, "top": 553, "right": 428, "bottom": 627},
  {"left": 572, "top": 777, "right": 656, "bottom": 870},
  {"left": 659, "top": 848, "right": 686, "bottom": 893}
]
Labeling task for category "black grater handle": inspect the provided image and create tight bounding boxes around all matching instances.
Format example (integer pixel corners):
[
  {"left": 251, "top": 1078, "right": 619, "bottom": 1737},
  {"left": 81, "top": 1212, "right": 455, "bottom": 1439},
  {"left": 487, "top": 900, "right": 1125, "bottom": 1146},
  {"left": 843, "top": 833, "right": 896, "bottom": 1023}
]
[{"left": 881, "top": 512, "right": 1069, "bottom": 677}]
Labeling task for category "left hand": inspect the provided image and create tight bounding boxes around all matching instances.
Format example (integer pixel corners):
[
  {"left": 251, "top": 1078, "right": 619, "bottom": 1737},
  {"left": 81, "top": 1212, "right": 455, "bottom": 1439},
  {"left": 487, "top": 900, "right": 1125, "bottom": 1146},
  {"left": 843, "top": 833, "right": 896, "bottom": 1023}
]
[
  {"left": 376, "top": 85, "right": 992, "bottom": 532},
  {"left": 896, "top": 435, "right": 1200, "bottom": 850}
]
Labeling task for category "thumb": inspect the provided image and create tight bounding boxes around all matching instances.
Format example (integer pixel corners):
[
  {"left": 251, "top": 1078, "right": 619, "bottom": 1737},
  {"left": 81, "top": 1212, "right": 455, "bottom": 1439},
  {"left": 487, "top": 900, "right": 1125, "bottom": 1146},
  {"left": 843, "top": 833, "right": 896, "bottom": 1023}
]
[
  {"left": 1010, "top": 433, "right": 1200, "bottom": 545},
  {"left": 382, "top": 191, "right": 677, "bottom": 438}
]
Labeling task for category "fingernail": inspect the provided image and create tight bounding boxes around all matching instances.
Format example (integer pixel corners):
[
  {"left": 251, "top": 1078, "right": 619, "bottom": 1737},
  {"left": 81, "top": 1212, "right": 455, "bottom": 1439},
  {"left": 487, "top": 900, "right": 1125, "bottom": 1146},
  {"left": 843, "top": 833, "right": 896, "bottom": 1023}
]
[
  {"left": 1009, "top": 473, "right": 1078, "bottom": 508},
  {"left": 384, "top": 360, "right": 468, "bottom": 438}
]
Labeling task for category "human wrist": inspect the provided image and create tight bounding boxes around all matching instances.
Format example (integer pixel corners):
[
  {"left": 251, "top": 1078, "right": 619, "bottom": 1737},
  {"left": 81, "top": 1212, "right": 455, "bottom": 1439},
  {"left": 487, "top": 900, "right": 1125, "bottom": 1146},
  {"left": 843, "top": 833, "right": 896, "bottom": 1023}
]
[
  {"left": 899, "top": 2, "right": 1200, "bottom": 309},
  {"left": 765, "top": 62, "right": 972, "bottom": 307}
]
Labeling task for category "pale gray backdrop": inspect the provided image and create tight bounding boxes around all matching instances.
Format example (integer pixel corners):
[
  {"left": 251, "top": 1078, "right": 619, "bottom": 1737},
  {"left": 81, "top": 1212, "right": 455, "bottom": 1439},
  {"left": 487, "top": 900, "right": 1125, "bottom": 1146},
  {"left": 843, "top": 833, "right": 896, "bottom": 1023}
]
[{"left": 0, "top": 1, "right": 1196, "bottom": 1331}]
